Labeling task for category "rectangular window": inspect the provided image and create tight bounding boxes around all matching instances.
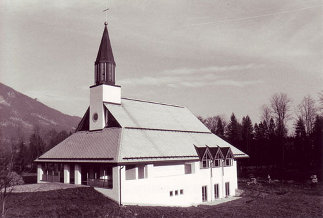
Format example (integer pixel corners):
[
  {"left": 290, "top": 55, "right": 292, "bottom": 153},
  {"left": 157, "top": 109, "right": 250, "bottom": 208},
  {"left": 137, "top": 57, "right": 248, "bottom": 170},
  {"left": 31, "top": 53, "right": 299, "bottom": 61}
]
[
  {"left": 108, "top": 64, "right": 113, "bottom": 81},
  {"left": 184, "top": 163, "right": 194, "bottom": 174},
  {"left": 100, "top": 63, "right": 105, "bottom": 82},
  {"left": 125, "top": 165, "right": 136, "bottom": 180},
  {"left": 175, "top": 190, "right": 178, "bottom": 196},
  {"left": 170, "top": 191, "right": 173, "bottom": 197},
  {"left": 138, "top": 165, "right": 145, "bottom": 179},
  {"left": 213, "top": 159, "right": 220, "bottom": 167},
  {"left": 225, "top": 182, "right": 230, "bottom": 197},
  {"left": 180, "top": 189, "right": 184, "bottom": 195},
  {"left": 202, "top": 186, "right": 208, "bottom": 202},
  {"left": 225, "top": 159, "right": 232, "bottom": 166},
  {"left": 214, "top": 184, "right": 219, "bottom": 199}
]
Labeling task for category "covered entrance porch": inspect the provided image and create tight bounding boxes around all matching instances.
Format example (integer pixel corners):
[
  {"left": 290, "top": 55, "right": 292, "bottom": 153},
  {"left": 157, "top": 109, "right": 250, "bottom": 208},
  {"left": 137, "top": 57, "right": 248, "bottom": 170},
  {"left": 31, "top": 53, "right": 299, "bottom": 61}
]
[{"left": 37, "top": 162, "right": 114, "bottom": 189}]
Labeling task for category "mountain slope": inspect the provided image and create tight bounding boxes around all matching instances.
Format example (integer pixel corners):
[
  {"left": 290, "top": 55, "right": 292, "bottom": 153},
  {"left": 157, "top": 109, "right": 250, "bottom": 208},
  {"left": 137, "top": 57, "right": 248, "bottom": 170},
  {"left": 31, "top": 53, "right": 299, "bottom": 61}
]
[{"left": 0, "top": 82, "right": 81, "bottom": 145}]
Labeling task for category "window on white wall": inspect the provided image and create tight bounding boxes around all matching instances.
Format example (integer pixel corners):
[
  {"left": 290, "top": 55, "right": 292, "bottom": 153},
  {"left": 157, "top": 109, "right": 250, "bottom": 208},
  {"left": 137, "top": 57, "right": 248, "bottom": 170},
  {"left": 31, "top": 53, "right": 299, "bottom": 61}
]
[
  {"left": 138, "top": 165, "right": 147, "bottom": 179},
  {"left": 225, "top": 158, "right": 233, "bottom": 166},
  {"left": 214, "top": 184, "right": 219, "bottom": 199},
  {"left": 125, "top": 165, "right": 136, "bottom": 180},
  {"left": 200, "top": 153, "right": 211, "bottom": 169},
  {"left": 202, "top": 186, "right": 208, "bottom": 202},
  {"left": 170, "top": 191, "right": 173, "bottom": 197},
  {"left": 184, "top": 163, "right": 194, "bottom": 174}
]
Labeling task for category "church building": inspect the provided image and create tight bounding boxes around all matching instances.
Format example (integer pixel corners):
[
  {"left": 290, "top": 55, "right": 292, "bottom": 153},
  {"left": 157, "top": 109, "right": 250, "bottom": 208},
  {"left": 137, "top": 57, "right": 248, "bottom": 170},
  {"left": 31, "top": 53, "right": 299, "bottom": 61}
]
[{"left": 35, "top": 22, "right": 248, "bottom": 207}]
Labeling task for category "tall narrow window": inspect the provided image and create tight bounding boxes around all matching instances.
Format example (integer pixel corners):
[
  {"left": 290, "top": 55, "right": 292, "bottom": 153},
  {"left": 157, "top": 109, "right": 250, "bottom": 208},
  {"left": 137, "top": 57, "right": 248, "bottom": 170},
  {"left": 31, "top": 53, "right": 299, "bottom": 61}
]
[
  {"left": 100, "top": 63, "right": 105, "bottom": 82},
  {"left": 202, "top": 186, "right": 208, "bottom": 202},
  {"left": 225, "top": 182, "right": 230, "bottom": 197},
  {"left": 214, "top": 184, "right": 219, "bottom": 199},
  {"left": 108, "top": 64, "right": 113, "bottom": 82},
  {"left": 138, "top": 165, "right": 145, "bottom": 179}
]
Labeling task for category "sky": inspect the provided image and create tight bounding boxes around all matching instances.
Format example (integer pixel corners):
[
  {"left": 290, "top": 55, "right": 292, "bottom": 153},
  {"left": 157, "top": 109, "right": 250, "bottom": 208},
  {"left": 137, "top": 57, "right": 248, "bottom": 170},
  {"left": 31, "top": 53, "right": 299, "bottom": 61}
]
[{"left": 1, "top": 0, "right": 322, "bottom": 126}]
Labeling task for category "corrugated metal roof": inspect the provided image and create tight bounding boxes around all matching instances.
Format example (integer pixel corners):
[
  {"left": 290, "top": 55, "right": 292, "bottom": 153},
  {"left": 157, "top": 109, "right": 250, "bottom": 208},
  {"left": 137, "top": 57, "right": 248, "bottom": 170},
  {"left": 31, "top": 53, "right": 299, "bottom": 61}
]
[
  {"left": 118, "top": 128, "right": 247, "bottom": 161},
  {"left": 38, "top": 128, "right": 121, "bottom": 160},
  {"left": 104, "top": 98, "right": 210, "bottom": 132},
  {"left": 37, "top": 127, "right": 247, "bottom": 162}
]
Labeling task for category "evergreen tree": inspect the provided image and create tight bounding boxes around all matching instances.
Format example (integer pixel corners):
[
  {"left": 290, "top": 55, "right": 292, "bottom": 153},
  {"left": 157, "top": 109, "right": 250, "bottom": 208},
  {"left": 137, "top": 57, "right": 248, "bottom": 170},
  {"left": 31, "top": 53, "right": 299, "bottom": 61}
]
[
  {"left": 215, "top": 117, "right": 225, "bottom": 139},
  {"left": 226, "top": 113, "right": 241, "bottom": 148},
  {"left": 241, "top": 115, "right": 253, "bottom": 153},
  {"left": 14, "top": 141, "right": 26, "bottom": 173},
  {"left": 294, "top": 118, "right": 307, "bottom": 167},
  {"left": 311, "top": 116, "right": 323, "bottom": 168},
  {"left": 29, "top": 133, "right": 46, "bottom": 165}
]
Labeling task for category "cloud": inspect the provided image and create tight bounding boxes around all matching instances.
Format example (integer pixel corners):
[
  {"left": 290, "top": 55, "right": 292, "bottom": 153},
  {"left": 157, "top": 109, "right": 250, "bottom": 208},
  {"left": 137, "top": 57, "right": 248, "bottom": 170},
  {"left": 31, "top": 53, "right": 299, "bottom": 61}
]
[
  {"left": 160, "top": 63, "right": 263, "bottom": 75},
  {"left": 120, "top": 64, "right": 263, "bottom": 88}
]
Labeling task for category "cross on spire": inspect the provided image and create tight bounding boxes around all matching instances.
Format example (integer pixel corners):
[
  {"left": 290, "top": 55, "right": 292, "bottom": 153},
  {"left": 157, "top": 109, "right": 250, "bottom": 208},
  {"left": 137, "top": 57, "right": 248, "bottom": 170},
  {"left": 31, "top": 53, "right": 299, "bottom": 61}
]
[{"left": 103, "top": 8, "right": 109, "bottom": 25}]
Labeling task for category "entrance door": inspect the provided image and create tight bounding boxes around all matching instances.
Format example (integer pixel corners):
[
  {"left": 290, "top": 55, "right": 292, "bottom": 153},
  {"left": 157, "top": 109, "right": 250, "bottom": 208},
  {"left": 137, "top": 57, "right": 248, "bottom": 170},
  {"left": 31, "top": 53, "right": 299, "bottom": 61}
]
[
  {"left": 214, "top": 184, "right": 219, "bottom": 199},
  {"left": 202, "top": 186, "right": 208, "bottom": 202},
  {"left": 225, "top": 182, "right": 230, "bottom": 197}
]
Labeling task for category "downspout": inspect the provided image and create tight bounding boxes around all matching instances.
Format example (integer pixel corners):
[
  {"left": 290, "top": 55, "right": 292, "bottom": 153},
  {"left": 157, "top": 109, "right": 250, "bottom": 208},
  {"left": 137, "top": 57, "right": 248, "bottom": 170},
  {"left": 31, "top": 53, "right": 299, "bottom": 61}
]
[
  {"left": 119, "top": 165, "right": 124, "bottom": 206},
  {"left": 222, "top": 160, "right": 224, "bottom": 197},
  {"left": 210, "top": 160, "right": 213, "bottom": 202}
]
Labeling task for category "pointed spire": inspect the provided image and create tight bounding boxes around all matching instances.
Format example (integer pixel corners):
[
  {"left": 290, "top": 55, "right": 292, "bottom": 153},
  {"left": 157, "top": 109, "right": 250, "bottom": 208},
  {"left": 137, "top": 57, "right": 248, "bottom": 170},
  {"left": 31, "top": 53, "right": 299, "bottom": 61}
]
[
  {"left": 95, "top": 23, "right": 115, "bottom": 65},
  {"left": 94, "top": 23, "right": 116, "bottom": 86}
]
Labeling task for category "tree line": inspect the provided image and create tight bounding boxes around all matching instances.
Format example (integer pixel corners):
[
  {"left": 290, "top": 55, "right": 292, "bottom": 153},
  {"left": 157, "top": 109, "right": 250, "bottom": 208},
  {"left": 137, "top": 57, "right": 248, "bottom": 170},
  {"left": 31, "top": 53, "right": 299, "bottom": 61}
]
[
  {"left": 199, "top": 92, "right": 323, "bottom": 178},
  {"left": 2, "top": 128, "right": 71, "bottom": 173}
]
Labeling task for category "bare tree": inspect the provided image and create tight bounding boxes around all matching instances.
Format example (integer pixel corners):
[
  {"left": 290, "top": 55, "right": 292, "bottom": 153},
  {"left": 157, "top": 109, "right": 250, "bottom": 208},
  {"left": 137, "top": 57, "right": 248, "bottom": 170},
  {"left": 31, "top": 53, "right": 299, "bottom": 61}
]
[
  {"left": 261, "top": 104, "right": 272, "bottom": 124},
  {"left": 204, "top": 116, "right": 218, "bottom": 134},
  {"left": 270, "top": 93, "right": 292, "bottom": 137},
  {"left": 0, "top": 145, "right": 24, "bottom": 217},
  {"left": 297, "top": 95, "right": 317, "bottom": 135}
]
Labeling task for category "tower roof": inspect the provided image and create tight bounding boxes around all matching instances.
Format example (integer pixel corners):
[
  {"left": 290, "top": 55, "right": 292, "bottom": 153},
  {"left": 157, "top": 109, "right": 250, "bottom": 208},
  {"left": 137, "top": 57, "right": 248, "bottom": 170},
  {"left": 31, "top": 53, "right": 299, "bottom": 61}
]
[{"left": 95, "top": 23, "right": 115, "bottom": 64}]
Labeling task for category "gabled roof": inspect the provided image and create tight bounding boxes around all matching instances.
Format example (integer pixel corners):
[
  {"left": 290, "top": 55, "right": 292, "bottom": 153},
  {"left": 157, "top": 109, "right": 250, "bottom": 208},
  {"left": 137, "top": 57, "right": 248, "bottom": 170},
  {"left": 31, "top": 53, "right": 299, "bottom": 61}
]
[
  {"left": 220, "top": 147, "right": 233, "bottom": 159},
  {"left": 95, "top": 24, "right": 115, "bottom": 64},
  {"left": 208, "top": 146, "right": 223, "bottom": 159},
  {"left": 37, "top": 98, "right": 248, "bottom": 163},
  {"left": 104, "top": 98, "right": 210, "bottom": 132},
  {"left": 194, "top": 146, "right": 207, "bottom": 159},
  {"left": 38, "top": 128, "right": 121, "bottom": 161}
]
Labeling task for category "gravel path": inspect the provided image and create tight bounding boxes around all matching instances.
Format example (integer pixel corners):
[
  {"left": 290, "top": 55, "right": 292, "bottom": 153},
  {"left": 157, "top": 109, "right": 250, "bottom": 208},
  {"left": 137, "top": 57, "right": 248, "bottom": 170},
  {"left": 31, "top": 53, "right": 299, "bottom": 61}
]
[{"left": 12, "top": 183, "right": 84, "bottom": 193}]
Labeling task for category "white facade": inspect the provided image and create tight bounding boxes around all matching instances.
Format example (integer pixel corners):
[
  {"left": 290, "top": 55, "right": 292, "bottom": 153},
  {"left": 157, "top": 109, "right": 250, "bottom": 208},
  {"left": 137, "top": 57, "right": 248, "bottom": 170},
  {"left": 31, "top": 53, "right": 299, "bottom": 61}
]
[
  {"left": 119, "top": 160, "right": 238, "bottom": 206},
  {"left": 89, "top": 84, "right": 121, "bottom": 131}
]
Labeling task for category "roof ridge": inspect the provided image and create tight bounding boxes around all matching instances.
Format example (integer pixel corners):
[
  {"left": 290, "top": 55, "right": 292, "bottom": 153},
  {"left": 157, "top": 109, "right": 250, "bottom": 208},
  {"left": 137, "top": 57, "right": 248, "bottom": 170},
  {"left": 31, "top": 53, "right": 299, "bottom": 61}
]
[
  {"left": 124, "top": 126, "right": 211, "bottom": 134},
  {"left": 121, "top": 97, "right": 184, "bottom": 108}
]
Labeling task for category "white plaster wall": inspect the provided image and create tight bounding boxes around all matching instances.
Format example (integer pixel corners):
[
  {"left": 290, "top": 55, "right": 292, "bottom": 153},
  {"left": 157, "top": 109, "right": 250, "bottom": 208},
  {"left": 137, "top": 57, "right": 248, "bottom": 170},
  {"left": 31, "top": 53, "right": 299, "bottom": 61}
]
[
  {"left": 74, "top": 164, "right": 81, "bottom": 185},
  {"left": 89, "top": 84, "right": 121, "bottom": 131},
  {"left": 94, "top": 166, "right": 120, "bottom": 203},
  {"left": 37, "top": 164, "right": 44, "bottom": 183},
  {"left": 64, "top": 164, "right": 70, "bottom": 184},
  {"left": 120, "top": 161, "right": 238, "bottom": 207}
]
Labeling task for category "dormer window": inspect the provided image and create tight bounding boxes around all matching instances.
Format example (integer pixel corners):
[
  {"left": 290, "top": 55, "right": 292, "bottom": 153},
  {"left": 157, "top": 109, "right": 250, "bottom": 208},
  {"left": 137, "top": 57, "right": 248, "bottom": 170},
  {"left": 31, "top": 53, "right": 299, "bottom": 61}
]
[
  {"left": 223, "top": 148, "right": 234, "bottom": 167},
  {"left": 213, "top": 149, "right": 224, "bottom": 167}
]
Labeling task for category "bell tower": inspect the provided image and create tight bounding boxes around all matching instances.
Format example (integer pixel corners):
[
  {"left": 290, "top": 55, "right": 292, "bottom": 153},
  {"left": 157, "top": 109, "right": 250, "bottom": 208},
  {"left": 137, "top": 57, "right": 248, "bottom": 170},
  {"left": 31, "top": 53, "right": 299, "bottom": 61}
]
[
  {"left": 90, "top": 22, "right": 121, "bottom": 131},
  {"left": 94, "top": 22, "right": 116, "bottom": 85}
]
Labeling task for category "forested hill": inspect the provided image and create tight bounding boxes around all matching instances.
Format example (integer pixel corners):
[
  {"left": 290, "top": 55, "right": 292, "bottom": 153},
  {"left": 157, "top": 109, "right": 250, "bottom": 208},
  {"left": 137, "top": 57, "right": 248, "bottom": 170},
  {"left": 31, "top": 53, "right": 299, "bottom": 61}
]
[{"left": 0, "top": 82, "right": 81, "bottom": 146}]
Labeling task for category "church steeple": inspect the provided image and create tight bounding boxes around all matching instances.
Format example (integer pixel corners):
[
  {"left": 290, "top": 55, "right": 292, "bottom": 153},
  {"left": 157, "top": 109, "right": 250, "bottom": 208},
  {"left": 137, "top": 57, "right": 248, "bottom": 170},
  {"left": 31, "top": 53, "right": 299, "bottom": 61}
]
[
  {"left": 90, "top": 22, "right": 121, "bottom": 131},
  {"left": 94, "top": 23, "right": 116, "bottom": 86}
]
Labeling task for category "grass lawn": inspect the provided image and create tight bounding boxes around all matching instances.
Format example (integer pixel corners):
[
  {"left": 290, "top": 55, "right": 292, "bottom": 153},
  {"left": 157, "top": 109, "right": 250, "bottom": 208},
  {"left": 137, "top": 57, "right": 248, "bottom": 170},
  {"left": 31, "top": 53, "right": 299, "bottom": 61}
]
[{"left": 4, "top": 181, "right": 323, "bottom": 217}]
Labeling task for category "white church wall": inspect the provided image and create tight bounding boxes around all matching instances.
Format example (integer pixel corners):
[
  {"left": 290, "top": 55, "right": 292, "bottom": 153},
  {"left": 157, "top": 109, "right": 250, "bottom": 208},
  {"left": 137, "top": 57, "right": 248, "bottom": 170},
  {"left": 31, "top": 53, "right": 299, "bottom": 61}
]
[
  {"left": 37, "top": 164, "right": 45, "bottom": 183},
  {"left": 90, "top": 84, "right": 121, "bottom": 130},
  {"left": 94, "top": 166, "right": 120, "bottom": 203},
  {"left": 120, "top": 160, "right": 238, "bottom": 206}
]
